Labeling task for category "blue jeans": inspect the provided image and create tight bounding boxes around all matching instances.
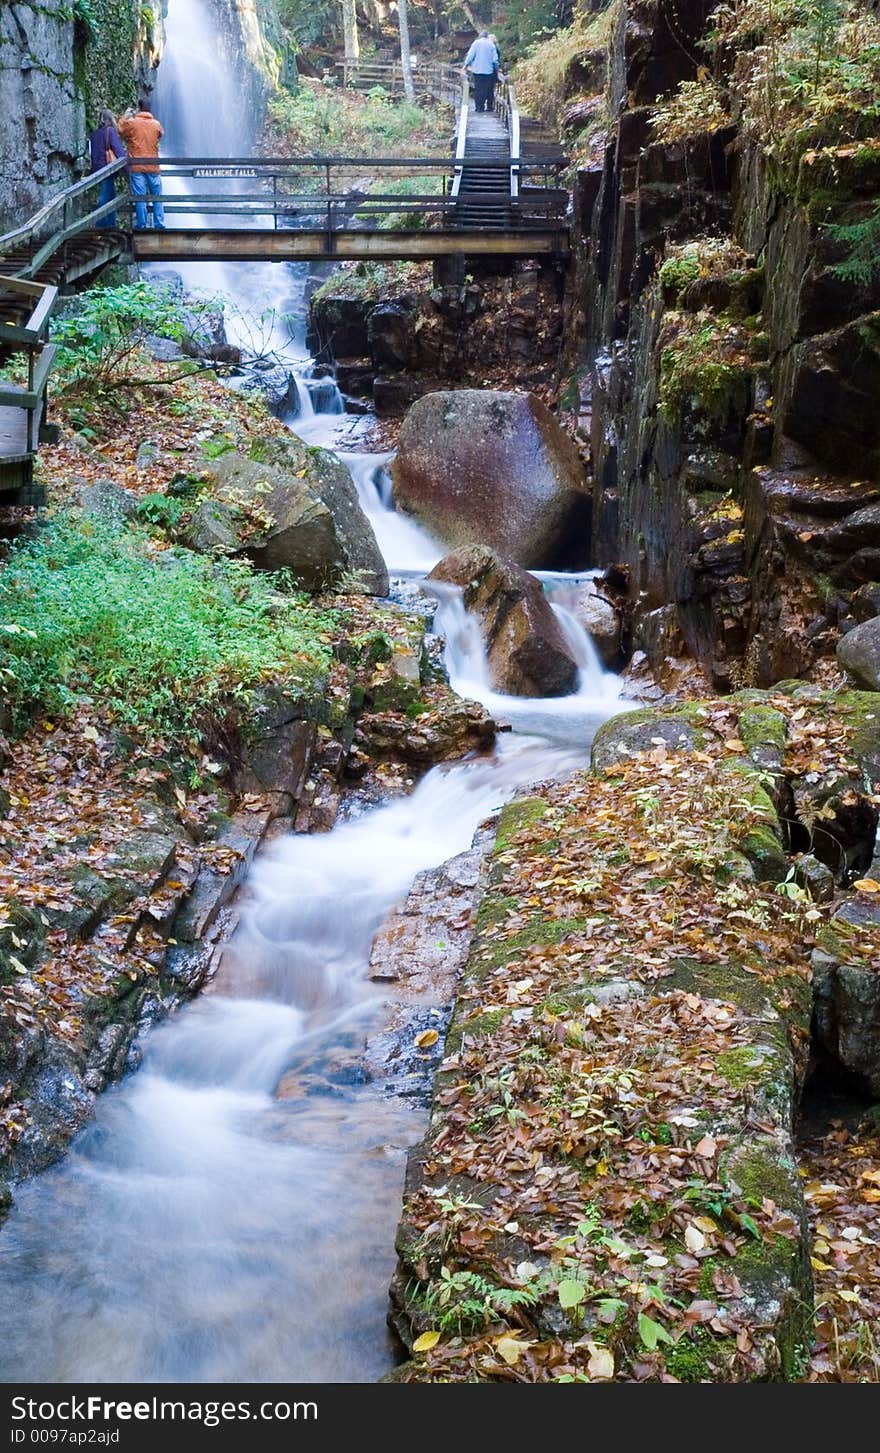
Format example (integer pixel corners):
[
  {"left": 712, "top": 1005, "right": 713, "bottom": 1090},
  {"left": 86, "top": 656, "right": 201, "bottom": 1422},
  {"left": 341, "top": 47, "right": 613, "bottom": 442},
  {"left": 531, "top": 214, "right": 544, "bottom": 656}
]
[
  {"left": 130, "top": 171, "right": 165, "bottom": 229},
  {"left": 96, "top": 174, "right": 117, "bottom": 229}
]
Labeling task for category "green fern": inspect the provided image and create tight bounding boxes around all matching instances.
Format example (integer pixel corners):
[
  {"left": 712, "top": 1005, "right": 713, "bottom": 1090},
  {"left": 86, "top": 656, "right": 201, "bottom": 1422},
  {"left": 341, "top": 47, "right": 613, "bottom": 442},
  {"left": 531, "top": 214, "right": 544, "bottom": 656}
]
[
  {"left": 422, "top": 1269, "right": 540, "bottom": 1333},
  {"left": 829, "top": 200, "right": 880, "bottom": 284}
]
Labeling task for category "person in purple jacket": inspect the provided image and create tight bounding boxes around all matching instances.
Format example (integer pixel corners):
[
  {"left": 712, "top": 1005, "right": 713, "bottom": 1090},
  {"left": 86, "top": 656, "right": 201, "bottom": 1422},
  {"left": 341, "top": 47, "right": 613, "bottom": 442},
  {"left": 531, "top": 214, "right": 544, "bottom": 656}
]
[{"left": 89, "top": 109, "right": 126, "bottom": 228}]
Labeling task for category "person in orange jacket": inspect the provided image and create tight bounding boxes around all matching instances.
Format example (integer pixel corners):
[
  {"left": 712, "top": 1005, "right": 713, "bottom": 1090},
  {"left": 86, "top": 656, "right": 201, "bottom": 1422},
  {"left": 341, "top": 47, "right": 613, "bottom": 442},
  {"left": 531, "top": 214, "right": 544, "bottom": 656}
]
[{"left": 118, "top": 99, "right": 166, "bottom": 230}]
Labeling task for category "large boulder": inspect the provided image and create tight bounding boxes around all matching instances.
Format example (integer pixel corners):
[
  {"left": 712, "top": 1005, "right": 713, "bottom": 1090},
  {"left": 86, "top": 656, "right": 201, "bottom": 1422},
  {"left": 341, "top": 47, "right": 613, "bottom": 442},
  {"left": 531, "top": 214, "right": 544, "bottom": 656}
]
[
  {"left": 192, "top": 436, "right": 388, "bottom": 595},
  {"left": 429, "top": 546, "right": 579, "bottom": 697},
  {"left": 392, "top": 390, "right": 591, "bottom": 569},
  {"left": 837, "top": 617, "right": 880, "bottom": 690}
]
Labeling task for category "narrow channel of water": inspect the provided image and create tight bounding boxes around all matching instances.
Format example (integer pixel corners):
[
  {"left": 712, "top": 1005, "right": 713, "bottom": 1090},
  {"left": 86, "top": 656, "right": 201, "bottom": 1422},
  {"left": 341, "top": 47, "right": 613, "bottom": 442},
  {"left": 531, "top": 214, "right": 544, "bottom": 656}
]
[{"left": 0, "top": 0, "right": 623, "bottom": 1382}]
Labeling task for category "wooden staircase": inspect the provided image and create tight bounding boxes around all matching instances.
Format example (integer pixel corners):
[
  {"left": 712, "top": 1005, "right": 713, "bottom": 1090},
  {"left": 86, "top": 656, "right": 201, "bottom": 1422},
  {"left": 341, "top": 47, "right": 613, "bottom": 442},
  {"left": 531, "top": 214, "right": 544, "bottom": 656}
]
[{"left": 455, "top": 105, "right": 512, "bottom": 230}]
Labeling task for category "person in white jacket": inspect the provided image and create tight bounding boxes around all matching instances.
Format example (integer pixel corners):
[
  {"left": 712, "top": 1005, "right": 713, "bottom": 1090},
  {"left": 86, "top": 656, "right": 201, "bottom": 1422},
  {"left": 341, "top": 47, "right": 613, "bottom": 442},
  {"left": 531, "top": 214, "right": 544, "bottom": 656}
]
[{"left": 463, "top": 31, "right": 500, "bottom": 113}]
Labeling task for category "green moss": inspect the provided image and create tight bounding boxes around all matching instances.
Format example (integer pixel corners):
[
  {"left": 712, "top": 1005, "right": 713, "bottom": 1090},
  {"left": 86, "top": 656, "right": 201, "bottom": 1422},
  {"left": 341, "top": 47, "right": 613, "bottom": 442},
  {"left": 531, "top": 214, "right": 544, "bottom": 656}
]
[
  {"left": 716, "top": 1045, "right": 765, "bottom": 1088},
  {"left": 737, "top": 705, "right": 786, "bottom": 754},
  {"left": 78, "top": 0, "right": 139, "bottom": 124},
  {"left": 659, "top": 250, "right": 702, "bottom": 304},
  {"left": 466, "top": 1007, "right": 508, "bottom": 1039},
  {"left": 658, "top": 313, "right": 754, "bottom": 427},
  {"left": 723, "top": 1141, "right": 801, "bottom": 1213},
  {"left": 493, "top": 798, "right": 548, "bottom": 854},
  {"left": 666, "top": 1329, "right": 737, "bottom": 1382},
  {"left": 658, "top": 957, "right": 806, "bottom": 1030},
  {"left": 444, "top": 1005, "right": 509, "bottom": 1056},
  {"left": 473, "top": 916, "right": 595, "bottom": 976}
]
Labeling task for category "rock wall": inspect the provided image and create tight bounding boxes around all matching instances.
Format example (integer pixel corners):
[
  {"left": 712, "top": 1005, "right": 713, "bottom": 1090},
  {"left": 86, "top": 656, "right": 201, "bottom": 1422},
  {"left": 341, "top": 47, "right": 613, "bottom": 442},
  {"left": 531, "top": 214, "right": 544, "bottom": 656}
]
[
  {"left": 0, "top": 0, "right": 157, "bottom": 231},
  {"left": 566, "top": 0, "right": 880, "bottom": 688},
  {"left": 309, "top": 262, "right": 568, "bottom": 415}
]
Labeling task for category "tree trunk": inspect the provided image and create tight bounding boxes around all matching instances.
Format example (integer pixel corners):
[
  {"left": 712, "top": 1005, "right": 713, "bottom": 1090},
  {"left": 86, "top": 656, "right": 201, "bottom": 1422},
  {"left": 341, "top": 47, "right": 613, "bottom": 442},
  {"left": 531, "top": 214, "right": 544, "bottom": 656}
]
[
  {"left": 341, "top": 0, "right": 360, "bottom": 80},
  {"left": 458, "top": 2, "right": 482, "bottom": 34},
  {"left": 397, "top": 0, "right": 415, "bottom": 102}
]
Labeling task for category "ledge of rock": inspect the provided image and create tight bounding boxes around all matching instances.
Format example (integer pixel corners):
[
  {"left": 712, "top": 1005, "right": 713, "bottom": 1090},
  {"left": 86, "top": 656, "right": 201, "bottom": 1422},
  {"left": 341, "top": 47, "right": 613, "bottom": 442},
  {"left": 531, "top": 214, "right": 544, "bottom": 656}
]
[{"left": 385, "top": 692, "right": 858, "bottom": 1382}]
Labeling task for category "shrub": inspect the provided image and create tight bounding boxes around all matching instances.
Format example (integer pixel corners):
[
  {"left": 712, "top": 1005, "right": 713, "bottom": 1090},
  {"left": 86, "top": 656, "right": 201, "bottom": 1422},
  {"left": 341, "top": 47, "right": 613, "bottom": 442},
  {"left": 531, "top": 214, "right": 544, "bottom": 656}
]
[
  {"left": 267, "top": 78, "right": 448, "bottom": 164},
  {"left": 658, "top": 311, "right": 754, "bottom": 425},
  {"left": 0, "top": 515, "right": 333, "bottom": 747},
  {"left": 655, "top": 0, "right": 880, "bottom": 175},
  {"left": 50, "top": 281, "right": 207, "bottom": 399},
  {"left": 514, "top": 5, "right": 617, "bottom": 127},
  {"left": 651, "top": 75, "right": 730, "bottom": 143}
]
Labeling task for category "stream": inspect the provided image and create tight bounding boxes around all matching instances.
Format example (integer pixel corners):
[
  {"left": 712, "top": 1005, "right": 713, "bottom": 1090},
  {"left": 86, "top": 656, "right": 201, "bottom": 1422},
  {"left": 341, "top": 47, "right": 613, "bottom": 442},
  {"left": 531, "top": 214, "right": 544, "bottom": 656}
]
[{"left": 0, "top": 0, "right": 622, "bottom": 1383}]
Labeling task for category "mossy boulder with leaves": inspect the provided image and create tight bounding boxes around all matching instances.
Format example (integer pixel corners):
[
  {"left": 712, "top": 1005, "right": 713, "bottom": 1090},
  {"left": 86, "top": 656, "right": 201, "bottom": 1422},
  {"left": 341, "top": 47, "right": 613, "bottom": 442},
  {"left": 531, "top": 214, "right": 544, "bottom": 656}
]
[{"left": 191, "top": 434, "right": 388, "bottom": 596}]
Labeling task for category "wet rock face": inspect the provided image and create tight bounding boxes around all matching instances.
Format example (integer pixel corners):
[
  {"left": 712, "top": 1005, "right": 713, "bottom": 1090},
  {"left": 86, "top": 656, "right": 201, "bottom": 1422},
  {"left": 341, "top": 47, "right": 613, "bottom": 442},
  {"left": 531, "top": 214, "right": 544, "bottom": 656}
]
[
  {"left": 430, "top": 546, "right": 581, "bottom": 697},
  {"left": 192, "top": 437, "right": 388, "bottom": 596},
  {"left": 309, "top": 263, "right": 566, "bottom": 412},
  {"left": 569, "top": 584, "right": 622, "bottom": 668},
  {"left": 393, "top": 391, "right": 591, "bottom": 570},
  {"left": 837, "top": 617, "right": 880, "bottom": 691}
]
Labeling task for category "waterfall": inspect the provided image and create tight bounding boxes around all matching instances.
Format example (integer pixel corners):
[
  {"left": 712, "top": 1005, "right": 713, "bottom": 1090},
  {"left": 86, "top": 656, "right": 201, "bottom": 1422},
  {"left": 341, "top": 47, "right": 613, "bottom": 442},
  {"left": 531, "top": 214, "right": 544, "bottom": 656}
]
[{"left": 150, "top": 0, "right": 322, "bottom": 404}]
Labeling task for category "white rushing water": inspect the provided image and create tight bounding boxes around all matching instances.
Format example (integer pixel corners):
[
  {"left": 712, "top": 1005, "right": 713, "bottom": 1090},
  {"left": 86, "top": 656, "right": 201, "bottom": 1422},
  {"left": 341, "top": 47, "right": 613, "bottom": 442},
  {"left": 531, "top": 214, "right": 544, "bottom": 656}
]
[{"left": 0, "top": 0, "right": 623, "bottom": 1383}]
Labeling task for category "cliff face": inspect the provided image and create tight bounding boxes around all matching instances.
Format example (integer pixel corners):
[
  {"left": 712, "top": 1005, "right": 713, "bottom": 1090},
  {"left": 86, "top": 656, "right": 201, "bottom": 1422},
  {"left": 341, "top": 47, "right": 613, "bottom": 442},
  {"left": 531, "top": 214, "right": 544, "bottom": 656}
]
[
  {"left": 0, "top": 0, "right": 285, "bottom": 232},
  {"left": 562, "top": 0, "right": 880, "bottom": 688},
  {"left": 0, "top": 0, "right": 158, "bottom": 231}
]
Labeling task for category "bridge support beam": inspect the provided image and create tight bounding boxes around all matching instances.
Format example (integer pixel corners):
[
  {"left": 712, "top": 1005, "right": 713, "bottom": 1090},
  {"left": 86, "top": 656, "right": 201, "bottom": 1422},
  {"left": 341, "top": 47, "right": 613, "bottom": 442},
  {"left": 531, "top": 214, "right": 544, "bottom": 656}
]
[
  {"left": 130, "top": 229, "right": 569, "bottom": 265},
  {"left": 432, "top": 256, "right": 467, "bottom": 287}
]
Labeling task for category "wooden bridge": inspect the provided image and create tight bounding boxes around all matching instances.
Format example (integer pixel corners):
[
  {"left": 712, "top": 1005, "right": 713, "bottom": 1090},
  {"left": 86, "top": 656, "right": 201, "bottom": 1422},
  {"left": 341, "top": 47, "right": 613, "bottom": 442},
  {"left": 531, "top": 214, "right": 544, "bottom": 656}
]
[{"left": 0, "top": 74, "right": 568, "bottom": 494}]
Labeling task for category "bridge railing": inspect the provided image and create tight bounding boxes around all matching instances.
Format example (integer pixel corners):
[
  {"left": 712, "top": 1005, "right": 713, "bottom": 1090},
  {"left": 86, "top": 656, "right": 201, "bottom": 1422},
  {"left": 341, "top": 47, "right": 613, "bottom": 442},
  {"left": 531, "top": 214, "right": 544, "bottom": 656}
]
[
  {"left": 0, "top": 151, "right": 568, "bottom": 279},
  {"left": 0, "top": 158, "right": 128, "bottom": 277},
  {"left": 335, "top": 59, "right": 462, "bottom": 106},
  {"left": 122, "top": 155, "right": 567, "bottom": 231}
]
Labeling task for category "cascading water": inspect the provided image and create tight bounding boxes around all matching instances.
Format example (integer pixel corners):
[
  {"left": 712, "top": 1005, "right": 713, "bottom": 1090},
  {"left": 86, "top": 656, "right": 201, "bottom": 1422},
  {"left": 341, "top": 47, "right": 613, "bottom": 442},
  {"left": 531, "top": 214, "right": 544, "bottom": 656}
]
[
  {"left": 151, "top": 0, "right": 337, "bottom": 408},
  {"left": 0, "top": 0, "right": 624, "bottom": 1384}
]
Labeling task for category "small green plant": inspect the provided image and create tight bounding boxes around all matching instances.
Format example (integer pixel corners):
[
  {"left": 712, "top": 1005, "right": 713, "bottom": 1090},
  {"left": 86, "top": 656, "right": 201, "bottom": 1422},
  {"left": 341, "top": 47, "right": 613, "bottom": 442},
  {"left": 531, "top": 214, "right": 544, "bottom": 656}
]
[
  {"left": 51, "top": 282, "right": 207, "bottom": 399},
  {"left": 422, "top": 1268, "right": 540, "bottom": 1333},
  {"left": 0, "top": 515, "right": 333, "bottom": 751},
  {"left": 136, "top": 492, "right": 189, "bottom": 532},
  {"left": 828, "top": 200, "right": 880, "bottom": 284}
]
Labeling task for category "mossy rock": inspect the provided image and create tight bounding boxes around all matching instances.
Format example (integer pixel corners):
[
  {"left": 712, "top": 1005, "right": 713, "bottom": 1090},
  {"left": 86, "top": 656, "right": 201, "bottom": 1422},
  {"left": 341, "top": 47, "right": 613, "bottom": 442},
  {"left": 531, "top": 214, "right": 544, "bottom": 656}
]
[
  {"left": 667, "top": 1329, "right": 739, "bottom": 1383},
  {"left": 590, "top": 708, "right": 701, "bottom": 772},
  {"left": 737, "top": 704, "right": 786, "bottom": 755},
  {"left": 493, "top": 797, "right": 548, "bottom": 853},
  {"left": 717, "top": 758, "right": 787, "bottom": 882}
]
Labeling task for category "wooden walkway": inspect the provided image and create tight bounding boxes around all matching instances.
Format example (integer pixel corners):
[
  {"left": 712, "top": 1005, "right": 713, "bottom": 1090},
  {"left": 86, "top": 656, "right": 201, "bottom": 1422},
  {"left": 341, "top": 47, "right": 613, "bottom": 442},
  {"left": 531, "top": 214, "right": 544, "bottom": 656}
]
[{"left": 0, "top": 396, "right": 42, "bottom": 491}]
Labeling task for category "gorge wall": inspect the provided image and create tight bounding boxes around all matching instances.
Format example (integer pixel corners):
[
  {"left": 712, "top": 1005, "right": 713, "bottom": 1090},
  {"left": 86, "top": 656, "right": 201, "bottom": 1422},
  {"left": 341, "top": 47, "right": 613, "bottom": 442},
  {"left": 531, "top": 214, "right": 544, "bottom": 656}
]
[
  {"left": 557, "top": 0, "right": 880, "bottom": 689},
  {"left": 0, "top": 0, "right": 155, "bottom": 229},
  {"left": 0, "top": 0, "right": 285, "bottom": 230}
]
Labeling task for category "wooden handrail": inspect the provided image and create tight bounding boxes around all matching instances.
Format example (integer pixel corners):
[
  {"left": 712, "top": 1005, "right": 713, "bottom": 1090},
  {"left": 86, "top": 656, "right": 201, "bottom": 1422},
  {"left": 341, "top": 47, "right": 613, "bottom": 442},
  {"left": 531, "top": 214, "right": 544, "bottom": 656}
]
[
  {"left": 509, "top": 82, "right": 521, "bottom": 200},
  {"left": 0, "top": 158, "right": 127, "bottom": 258}
]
